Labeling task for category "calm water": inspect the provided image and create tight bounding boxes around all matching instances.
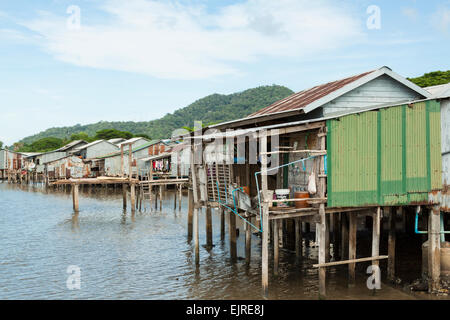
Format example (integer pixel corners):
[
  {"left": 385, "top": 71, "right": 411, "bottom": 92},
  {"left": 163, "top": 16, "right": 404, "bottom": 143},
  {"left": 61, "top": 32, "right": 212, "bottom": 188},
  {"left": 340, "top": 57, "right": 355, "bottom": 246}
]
[{"left": 0, "top": 182, "right": 438, "bottom": 300}]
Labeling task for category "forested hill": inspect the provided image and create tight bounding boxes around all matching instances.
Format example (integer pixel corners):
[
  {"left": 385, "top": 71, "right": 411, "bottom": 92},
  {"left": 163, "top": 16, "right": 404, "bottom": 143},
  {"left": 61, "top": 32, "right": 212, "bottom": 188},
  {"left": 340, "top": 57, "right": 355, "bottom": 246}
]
[{"left": 19, "top": 85, "right": 293, "bottom": 145}]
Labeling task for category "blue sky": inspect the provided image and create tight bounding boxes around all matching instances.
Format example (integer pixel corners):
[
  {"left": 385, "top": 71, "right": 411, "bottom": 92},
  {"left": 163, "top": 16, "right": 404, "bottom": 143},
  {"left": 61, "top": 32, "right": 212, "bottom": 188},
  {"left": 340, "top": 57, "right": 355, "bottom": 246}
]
[{"left": 1, "top": 0, "right": 449, "bottom": 145}]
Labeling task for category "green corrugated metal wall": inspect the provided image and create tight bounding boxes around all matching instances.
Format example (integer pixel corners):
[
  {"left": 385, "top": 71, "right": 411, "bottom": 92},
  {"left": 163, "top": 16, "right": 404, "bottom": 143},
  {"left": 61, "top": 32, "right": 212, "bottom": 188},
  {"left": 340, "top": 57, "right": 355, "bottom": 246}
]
[{"left": 327, "top": 100, "right": 442, "bottom": 207}]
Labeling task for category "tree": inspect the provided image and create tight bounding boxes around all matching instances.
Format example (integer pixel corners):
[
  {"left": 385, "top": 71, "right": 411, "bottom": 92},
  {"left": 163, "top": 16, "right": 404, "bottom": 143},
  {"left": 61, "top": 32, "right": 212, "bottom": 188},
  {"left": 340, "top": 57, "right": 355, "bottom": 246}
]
[
  {"left": 17, "top": 137, "right": 65, "bottom": 152},
  {"left": 135, "top": 133, "right": 151, "bottom": 140},
  {"left": 70, "top": 132, "right": 93, "bottom": 142},
  {"left": 94, "top": 129, "right": 134, "bottom": 140},
  {"left": 0, "top": 141, "right": 3, "bottom": 149}
]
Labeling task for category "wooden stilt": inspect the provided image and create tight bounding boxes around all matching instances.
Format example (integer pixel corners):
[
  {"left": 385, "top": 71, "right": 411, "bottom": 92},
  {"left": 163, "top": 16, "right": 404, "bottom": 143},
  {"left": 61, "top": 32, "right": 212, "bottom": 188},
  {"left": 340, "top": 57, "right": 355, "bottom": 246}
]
[
  {"left": 372, "top": 207, "right": 381, "bottom": 267},
  {"left": 348, "top": 213, "right": 357, "bottom": 286},
  {"left": 273, "top": 219, "right": 279, "bottom": 275},
  {"left": 122, "top": 184, "right": 127, "bottom": 211},
  {"left": 206, "top": 205, "right": 213, "bottom": 248},
  {"left": 245, "top": 216, "right": 252, "bottom": 265},
  {"left": 159, "top": 185, "right": 162, "bottom": 211},
  {"left": 295, "top": 218, "right": 302, "bottom": 258},
  {"left": 173, "top": 187, "right": 177, "bottom": 210},
  {"left": 187, "top": 188, "right": 194, "bottom": 241},
  {"left": 229, "top": 210, "right": 237, "bottom": 262},
  {"left": 388, "top": 207, "right": 397, "bottom": 281},
  {"left": 341, "top": 213, "right": 349, "bottom": 260},
  {"left": 332, "top": 213, "right": 340, "bottom": 259},
  {"left": 178, "top": 185, "right": 182, "bottom": 211},
  {"left": 428, "top": 205, "right": 441, "bottom": 292},
  {"left": 72, "top": 184, "right": 79, "bottom": 212},
  {"left": 194, "top": 207, "right": 199, "bottom": 266},
  {"left": 154, "top": 186, "right": 158, "bottom": 210},
  {"left": 220, "top": 207, "right": 225, "bottom": 241},
  {"left": 318, "top": 129, "right": 327, "bottom": 298},
  {"left": 130, "top": 184, "right": 136, "bottom": 214}
]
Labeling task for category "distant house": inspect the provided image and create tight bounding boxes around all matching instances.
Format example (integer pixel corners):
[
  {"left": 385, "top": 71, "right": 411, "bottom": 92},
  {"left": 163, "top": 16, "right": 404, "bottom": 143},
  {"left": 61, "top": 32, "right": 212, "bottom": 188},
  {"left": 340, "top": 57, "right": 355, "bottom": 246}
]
[
  {"left": 98, "top": 139, "right": 173, "bottom": 177},
  {"left": 108, "top": 138, "right": 127, "bottom": 145},
  {"left": 118, "top": 137, "right": 150, "bottom": 150},
  {"left": 211, "top": 66, "right": 431, "bottom": 130},
  {"left": 32, "top": 140, "right": 88, "bottom": 167},
  {"left": 70, "top": 140, "right": 119, "bottom": 159}
]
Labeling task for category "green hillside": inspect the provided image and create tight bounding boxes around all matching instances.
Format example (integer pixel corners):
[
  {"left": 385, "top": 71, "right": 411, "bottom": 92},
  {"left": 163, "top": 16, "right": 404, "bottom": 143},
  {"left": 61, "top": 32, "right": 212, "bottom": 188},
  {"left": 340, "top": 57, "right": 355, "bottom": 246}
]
[
  {"left": 19, "top": 85, "right": 293, "bottom": 145},
  {"left": 408, "top": 70, "right": 450, "bottom": 87}
]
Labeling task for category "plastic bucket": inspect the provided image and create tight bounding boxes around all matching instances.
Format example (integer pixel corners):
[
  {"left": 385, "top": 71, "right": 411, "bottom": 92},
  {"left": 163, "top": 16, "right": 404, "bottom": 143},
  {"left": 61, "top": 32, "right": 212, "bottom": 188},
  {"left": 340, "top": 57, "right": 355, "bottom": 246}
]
[
  {"left": 294, "top": 191, "right": 310, "bottom": 208},
  {"left": 275, "top": 189, "right": 290, "bottom": 207}
]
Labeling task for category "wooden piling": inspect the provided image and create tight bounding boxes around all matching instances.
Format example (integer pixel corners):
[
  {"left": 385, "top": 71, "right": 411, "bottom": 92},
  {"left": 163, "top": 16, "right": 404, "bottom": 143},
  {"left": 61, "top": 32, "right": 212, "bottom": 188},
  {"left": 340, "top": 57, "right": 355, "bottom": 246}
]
[
  {"left": 122, "top": 184, "right": 127, "bottom": 211},
  {"left": 159, "top": 185, "right": 162, "bottom": 211},
  {"left": 428, "top": 205, "right": 441, "bottom": 292},
  {"left": 348, "top": 213, "right": 357, "bottom": 286},
  {"left": 273, "top": 219, "right": 279, "bottom": 275},
  {"left": 72, "top": 184, "right": 79, "bottom": 212},
  {"left": 178, "top": 185, "right": 182, "bottom": 211},
  {"left": 229, "top": 210, "right": 237, "bottom": 262},
  {"left": 220, "top": 207, "right": 225, "bottom": 241},
  {"left": 194, "top": 207, "right": 199, "bottom": 266},
  {"left": 332, "top": 213, "right": 340, "bottom": 259},
  {"left": 387, "top": 207, "right": 396, "bottom": 281},
  {"left": 372, "top": 207, "right": 381, "bottom": 267},
  {"left": 187, "top": 188, "right": 194, "bottom": 241},
  {"left": 245, "top": 216, "right": 252, "bottom": 265},
  {"left": 130, "top": 184, "right": 136, "bottom": 214},
  {"left": 341, "top": 213, "right": 349, "bottom": 260},
  {"left": 206, "top": 205, "right": 213, "bottom": 248},
  {"left": 173, "top": 187, "right": 177, "bottom": 210}
]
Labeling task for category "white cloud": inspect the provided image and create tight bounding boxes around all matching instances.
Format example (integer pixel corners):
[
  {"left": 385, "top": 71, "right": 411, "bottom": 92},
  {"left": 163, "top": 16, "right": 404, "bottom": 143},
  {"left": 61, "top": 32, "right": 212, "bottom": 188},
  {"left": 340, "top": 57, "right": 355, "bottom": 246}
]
[
  {"left": 433, "top": 6, "right": 450, "bottom": 34},
  {"left": 401, "top": 7, "right": 418, "bottom": 21},
  {"left": 20, "top": 0, "right": 364, "bottom": 79}
]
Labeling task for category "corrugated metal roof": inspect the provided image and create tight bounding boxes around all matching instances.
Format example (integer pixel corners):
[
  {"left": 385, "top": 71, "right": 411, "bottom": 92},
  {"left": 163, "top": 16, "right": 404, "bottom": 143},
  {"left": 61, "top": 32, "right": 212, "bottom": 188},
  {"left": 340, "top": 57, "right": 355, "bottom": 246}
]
[
  {"left": 57, "top": 140, "right": 87, "bottom": 151},
  {"left": 425, "top": 83, "right": 450, "bottom": 99},
  {"left": 249, "top": 70, "right": 375, "bottom": 117}
]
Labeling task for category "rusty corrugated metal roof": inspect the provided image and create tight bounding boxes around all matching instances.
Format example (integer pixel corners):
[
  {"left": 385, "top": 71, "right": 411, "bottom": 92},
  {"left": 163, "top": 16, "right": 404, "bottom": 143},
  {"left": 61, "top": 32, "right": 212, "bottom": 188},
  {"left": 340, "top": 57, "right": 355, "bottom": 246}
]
[{"left": 249, "top": 70, "right": 375, "bottom": 117}]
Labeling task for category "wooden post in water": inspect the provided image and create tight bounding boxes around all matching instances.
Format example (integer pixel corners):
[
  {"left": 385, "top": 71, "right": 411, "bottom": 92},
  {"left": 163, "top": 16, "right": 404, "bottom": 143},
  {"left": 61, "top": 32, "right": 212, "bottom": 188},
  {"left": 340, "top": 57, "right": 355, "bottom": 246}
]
[
  {"left": 206, "top": 205, "right": 213, "bottom": 248},
  {"left": 348, "top": 213, "right": 357, "bottom": 286},
  {"left": 341, "top": 212, "right": 349, "bottom": 260},
  {"left": 130, "top": 183, "right": 136, "bottom": 214},
  {"left": 295, "top": 218, "right": 302, "bottom": 258},
  {"left": 159, "top": 185, "right": 163, "bottom": 211},
  {"left": 245, "top": 216, "right": 252, "bottom": 265},
  {"left": 122, "top": 184, "right": 127, "bottom": 211},
  {"left": 178, "top": 184, "right": 182, "bottom": 211},
  {"left": 187, "top": 188, "right": 194, "bottom": 241},
  {"left": 260, "top": 131, "right": 269, "bottom": 297},
  {"left": 190, "top": 145, "right": 200, "bottom": 265},
  {"left": 332, "top": 213, "right": 340, "bottom": 259},
  {"left": 372, "top": 207, "right": 381, "bottom": 267},
  {"left": 72, "top": 184, "right": 79, "bottom": 212},
  {"left": 173, "top": 187, "right": 177, "bottom": 210},
  {"left": 229, "top": 210, "right": 237, "bottom": 262},
  {"left": 273, "top": 219, "right": 279, "bottom": 276},
  {"left": 428, "top": 205, "right": 441, "bottom": 292},
  {"left": 220, "top": 207, "right": 225, "bottom": 241},
  {"left": 388, "top": 207, "right": 397, "bottom": 281},
  {"left": 193, "top": 207, "right": 199, "bottom": 266}
]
